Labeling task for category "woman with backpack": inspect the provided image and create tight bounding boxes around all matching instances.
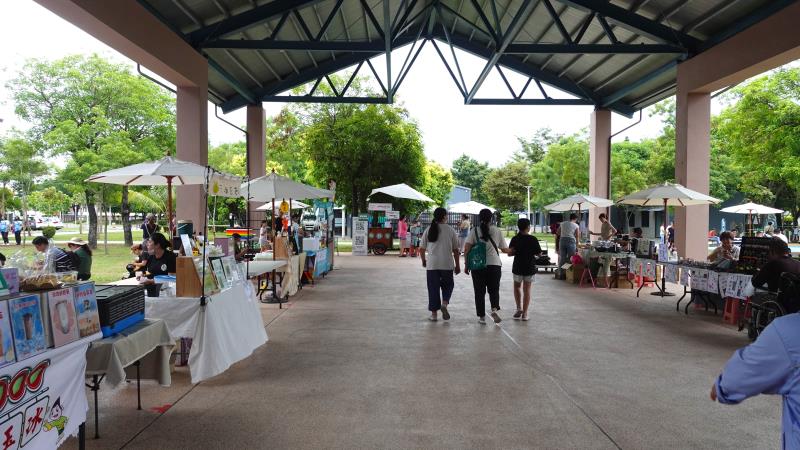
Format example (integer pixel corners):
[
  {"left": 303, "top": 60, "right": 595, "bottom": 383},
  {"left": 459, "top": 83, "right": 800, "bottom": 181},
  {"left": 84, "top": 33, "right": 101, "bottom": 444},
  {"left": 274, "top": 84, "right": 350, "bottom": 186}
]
[
  {"left": 419, "top": 208, "right": 461, "bottom": 322},
  {"left": 464, "top": 209, "right": 509, "bottom": 324}
]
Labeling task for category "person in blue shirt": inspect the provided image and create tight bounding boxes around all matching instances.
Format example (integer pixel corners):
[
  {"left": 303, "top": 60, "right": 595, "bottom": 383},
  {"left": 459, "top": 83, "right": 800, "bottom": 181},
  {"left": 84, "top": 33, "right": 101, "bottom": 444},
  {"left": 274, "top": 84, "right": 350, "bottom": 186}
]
[
  {"left": 712, "top": 313, "right": 800, "bottom": 448},
  {"left": 0, "top": 219, "right": 8, "bottom": 245},
  {"left": 12, "top": 217, "right": 22, "bottom": 245}
]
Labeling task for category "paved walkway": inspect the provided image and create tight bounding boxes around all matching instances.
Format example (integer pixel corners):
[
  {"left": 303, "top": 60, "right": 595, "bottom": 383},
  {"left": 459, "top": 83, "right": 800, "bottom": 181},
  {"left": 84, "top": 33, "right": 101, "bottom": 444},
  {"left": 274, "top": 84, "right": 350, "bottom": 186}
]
[{"left": 66, "top": 254, "right": 780, "bottom": 449}]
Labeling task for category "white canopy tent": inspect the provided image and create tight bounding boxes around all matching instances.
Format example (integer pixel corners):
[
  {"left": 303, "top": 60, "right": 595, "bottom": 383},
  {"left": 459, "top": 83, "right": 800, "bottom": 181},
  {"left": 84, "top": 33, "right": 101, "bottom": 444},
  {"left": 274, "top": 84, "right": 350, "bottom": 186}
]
[
  {"left": 369, "top": 183, "right": 433, "bottom": 202},
  {"left": 448, "top": 201, "right": 495, "bottom": 215},
  {"left": 720, "top": 202, "right": 783, "bottom": 236}
]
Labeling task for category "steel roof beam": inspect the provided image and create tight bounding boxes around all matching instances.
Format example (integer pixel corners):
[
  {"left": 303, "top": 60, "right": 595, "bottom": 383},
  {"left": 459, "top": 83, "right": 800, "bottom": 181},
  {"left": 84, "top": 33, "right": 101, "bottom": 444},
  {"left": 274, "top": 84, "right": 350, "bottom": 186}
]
[
  {"left": 469, "top": 98, "right": 593, "bottom": 105},
  {"left": 600, "top": 60, "right": 677, "bottom": 107},
  {"left": 551, "top": 0, "right": 701, "bottom": 49},
  {"left": 465, "top": 0, "right": 537, "bottom": 104},
  {"left": 262, "top": 96, "right": 390, "bottom": 103},
  {"left": 187, "top": 0, "right": 326, "bottom": 44},
  {"left": 207, "top": 57, "right": 257, "bottom": 104},
  {"left": 504, "top": 43, "right": 685, "bottom": 54}
]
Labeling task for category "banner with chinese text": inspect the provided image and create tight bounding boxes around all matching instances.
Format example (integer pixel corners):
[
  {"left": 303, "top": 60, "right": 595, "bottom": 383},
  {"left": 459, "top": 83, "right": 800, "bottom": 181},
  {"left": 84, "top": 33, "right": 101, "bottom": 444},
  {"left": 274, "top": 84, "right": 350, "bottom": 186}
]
[{"left": 0, "top": 334, "right": 99, "bottom": 449}]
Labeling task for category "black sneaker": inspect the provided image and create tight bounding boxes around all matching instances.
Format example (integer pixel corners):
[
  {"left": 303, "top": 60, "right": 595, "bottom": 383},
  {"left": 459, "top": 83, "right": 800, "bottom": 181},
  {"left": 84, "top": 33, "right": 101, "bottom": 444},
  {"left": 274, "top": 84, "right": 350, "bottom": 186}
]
[
  {"left": 490, "top": 309, "right": 502, "bottom": 324},
  {"left": 513, "top": 310, "right": 523, "bottom": 320},
  {"left": 441, "top": 305, "right": 450, "bottom": 320}
]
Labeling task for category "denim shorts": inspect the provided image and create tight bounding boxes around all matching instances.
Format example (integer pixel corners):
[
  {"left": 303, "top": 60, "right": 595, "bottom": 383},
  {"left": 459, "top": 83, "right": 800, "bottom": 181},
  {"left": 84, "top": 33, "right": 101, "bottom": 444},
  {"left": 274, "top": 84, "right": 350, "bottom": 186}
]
[{"left": 513, "top": 274, "right": 534, "bottom": 283}]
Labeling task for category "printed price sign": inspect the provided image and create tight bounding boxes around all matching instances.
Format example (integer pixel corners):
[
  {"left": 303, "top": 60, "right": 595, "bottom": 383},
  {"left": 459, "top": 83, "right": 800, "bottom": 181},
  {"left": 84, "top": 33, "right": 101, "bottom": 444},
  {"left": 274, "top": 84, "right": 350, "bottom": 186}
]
[
  {"left": 386, "top": 211, "right": 400, "bottom": 220},
  {"left": 367, "top": 203, "right": 392, "bottom": 212}
]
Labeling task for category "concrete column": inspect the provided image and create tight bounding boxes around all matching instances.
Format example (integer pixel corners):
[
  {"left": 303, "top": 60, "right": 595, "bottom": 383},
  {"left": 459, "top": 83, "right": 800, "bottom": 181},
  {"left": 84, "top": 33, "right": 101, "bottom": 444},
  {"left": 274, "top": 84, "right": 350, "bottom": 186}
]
[
  {"left": 674, "top": 84, "right": 711, "bottom": 260},
  {"left": 589, "top": 108, "right": 612, "bottom": 238},
  {"left": 246, "top": 105, "right": 266, "bottom": 227},
  {"left": 176, "top": 84, "right": 208, "bottom": 234}
]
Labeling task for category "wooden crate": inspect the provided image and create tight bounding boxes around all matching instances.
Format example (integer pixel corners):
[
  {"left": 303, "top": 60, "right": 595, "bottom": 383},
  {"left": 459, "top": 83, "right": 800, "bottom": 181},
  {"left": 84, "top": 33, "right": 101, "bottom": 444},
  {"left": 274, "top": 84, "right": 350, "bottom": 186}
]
[{"left": 176, "top": 256, "right": 202, "bottom": 297}]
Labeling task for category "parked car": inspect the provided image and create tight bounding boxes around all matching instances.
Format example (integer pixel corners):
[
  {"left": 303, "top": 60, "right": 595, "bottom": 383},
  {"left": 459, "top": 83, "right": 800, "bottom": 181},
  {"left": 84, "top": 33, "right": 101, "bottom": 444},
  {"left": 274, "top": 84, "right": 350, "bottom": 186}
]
[
  {"left": 27, "top": 215, "right": 45, "bottom": 230},
  {"left": 45, "top": 216, "right": 64, "bottom": 229}
]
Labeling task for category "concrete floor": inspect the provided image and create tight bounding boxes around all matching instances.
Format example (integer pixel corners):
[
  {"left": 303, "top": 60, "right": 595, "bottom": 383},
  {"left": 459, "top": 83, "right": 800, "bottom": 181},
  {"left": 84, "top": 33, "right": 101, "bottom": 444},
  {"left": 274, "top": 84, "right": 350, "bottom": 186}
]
[{"left": 64, "top": 253, "right": 781, "bottom": 449}]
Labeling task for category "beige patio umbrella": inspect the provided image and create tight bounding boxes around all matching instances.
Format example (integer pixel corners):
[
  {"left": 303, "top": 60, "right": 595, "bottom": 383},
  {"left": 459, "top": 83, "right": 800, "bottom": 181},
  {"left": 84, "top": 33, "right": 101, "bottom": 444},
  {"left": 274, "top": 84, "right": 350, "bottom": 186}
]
[
  {"left": 544, "top": 193, "right": 613, "bottom": 231},
  {"left": 720, "top": 202, "right": 783, "bottom": 236},
  {"left": 618, "top": 182, "right": 721, "bottom": 296}
]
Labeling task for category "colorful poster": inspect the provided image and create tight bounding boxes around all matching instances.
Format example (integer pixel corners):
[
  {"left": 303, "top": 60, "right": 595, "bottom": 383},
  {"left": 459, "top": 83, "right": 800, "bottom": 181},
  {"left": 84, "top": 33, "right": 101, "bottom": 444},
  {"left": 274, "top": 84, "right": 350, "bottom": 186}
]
[
  {"left": 0, "top": 335, "right": 99, "bottom": 449},
  {"left": 73, "top": 283, "right": 100, "bottom": 338},
  {"left": 0, "top": 268, "right": 18, "bottom": 295},
  {"left": 8, "top": 295, "right": 47, "bottom": 361},
  {"left": 0, "top": 301, "right": 15, "bottom": 367},
  {"left": 46, "top": 288, "right": 79, "bottom": 348}
]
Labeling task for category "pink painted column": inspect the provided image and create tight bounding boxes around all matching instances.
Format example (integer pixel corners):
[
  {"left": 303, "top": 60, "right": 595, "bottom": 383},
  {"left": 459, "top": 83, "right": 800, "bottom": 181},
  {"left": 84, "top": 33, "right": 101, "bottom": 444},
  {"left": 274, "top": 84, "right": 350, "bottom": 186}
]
[
  {"left": 246, "top": 105, "right": 266, "bottom": 227},
  {"left": 589, "top": 108, "right": 611, "bottom": 238},
  {"left": 674, "top": 81, "right": 711, "bottom": 260},
  {"left": 176, "top": 84, "right": 209, "bottom": 235}
]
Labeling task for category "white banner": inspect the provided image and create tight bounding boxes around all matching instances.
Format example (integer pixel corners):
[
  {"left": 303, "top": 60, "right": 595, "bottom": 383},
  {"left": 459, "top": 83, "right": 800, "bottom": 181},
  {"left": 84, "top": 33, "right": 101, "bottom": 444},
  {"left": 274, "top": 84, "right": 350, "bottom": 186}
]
[
  {"left": 385, "top": 211, "right": 400, "bottom": 220},
  {"left": 210, "top": 174, "right": 242, "bottom": 198},
  {"left": 352, "top": 220, "right": 368, "bottom": 256},
  {"left": 0, "top": 334, "right": 99, "bottom": 449},
  {"left": 367, "top": 203, "right": 392, "bottom": 212}
]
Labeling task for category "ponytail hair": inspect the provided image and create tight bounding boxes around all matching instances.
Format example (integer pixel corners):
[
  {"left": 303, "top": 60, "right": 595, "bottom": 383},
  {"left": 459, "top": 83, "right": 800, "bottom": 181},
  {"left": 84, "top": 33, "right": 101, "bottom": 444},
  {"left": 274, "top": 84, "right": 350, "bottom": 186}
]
[
  {"left": 478, "top": 208, "right": 493, "bottom": 241},
  {"left": 427, "top": 207, "right": 448, "bottom": 242}
]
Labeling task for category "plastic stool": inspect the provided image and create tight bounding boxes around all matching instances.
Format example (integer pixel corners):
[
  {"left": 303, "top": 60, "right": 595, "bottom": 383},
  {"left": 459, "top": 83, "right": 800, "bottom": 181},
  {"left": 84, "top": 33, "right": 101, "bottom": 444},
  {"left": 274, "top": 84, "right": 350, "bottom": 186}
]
[
  {"left": 636, "top": 275, "right": 655, "bottom": 288},
  {"left": 722, "top": 298, "right": 743, "bottom": 325}
]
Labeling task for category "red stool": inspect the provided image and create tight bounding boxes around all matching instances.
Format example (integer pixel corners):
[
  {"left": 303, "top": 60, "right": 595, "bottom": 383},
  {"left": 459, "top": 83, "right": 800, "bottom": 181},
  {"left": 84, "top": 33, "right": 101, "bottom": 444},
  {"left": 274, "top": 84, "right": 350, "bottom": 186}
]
[{"left": 723, "top": 298, "right": 743, "bottom": 325}]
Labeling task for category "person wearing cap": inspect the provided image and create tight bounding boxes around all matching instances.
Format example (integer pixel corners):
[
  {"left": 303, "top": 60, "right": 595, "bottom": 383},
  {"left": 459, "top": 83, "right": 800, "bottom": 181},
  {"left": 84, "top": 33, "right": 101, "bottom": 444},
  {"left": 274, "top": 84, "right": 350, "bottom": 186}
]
[{"left": 67, "top": 237, "right": 92, "bottom": 281}]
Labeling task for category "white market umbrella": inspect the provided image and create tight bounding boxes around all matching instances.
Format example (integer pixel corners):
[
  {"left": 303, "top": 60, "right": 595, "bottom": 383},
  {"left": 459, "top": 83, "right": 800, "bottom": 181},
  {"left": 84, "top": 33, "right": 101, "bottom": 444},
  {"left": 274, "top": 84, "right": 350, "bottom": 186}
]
[
  {"left": 544, "top": 193, "right": 613, "bottom": 227},
  {"left": 618, "top": 182, "right": 720, "bottom": 297},
  {"left": 257, "top": 200, "right": 310, "bottom": 210},
  {"left": 87, "top": 156, "right": 242, "bottom": 237},
  {"left": 369, "top": 183, "right": 433, "bottom": 202},
  {"left": 448, "top": 201, "right": 495, "bottom": 215},
  {"left": 720, "top": 202, "right": 783, "bottom": 236}
]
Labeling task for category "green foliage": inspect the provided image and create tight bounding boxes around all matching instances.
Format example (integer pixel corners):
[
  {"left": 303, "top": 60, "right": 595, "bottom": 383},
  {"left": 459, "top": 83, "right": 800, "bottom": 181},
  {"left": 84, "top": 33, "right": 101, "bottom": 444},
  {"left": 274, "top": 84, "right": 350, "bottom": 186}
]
[
  {"left": 300, "top": 92, "right": 425, "bottom": 215},
  {"left": 208, "top": 142, "right": 246, "bottom": 176},
  {"left": 41, "top": 227, "right": 56, "bottom": 239},
  {"left": 266, "top": 109, "right": 309, "bottom": 182},
  {"left": 529, "top": 134, "right": 589, "bottom": 208},
  {"left": 483, "top": 161, "right": 530, "bottom": 211},
  {"left": 421, "top": 160, "right": 454, "bottom": 208},
  {"left": 451, "top": 154, "right": 491, "bottom": 203},
  {"left": 28, "top": 187, "right": 71, "bottom": 216},
  {"left": 513, "top": 128, "right": 560, "bottom": 166}
]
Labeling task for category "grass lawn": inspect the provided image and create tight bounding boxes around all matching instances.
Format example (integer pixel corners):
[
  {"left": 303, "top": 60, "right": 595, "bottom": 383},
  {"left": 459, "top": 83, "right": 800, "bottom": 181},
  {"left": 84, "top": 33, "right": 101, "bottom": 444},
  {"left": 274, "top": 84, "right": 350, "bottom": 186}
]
[{"left": 2, "top": 243, "right": 133, "bottom": 285}]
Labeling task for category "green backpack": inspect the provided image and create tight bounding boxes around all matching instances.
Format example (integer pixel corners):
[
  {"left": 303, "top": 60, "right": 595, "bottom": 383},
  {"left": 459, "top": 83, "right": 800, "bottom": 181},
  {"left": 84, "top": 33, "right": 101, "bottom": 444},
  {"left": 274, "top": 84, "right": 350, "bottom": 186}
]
[{"left": 466, "top": 227, "right": 497, "bottom": 271}]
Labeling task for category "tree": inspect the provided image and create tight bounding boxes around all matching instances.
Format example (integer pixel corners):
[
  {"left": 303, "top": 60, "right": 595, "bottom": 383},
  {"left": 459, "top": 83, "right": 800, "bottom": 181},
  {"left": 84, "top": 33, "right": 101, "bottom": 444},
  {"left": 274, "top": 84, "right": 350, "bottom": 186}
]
[
  {"left": 266, "top": 109, "right": 309, "bottom": 182},
  {"left": 513, "top": 128, "right": 561, "bottom": 165},
  {"left": 208, "top": 142, "right": 246, "bottom": 176},
  {"left": 421, "top": 160, "right": 454, "bottom": 208},
  {"left": 451, "top": 154, "right": 491, "bottom": 203},
  {"left": 300, "top": 89, "right": 425, "bottom": 215},
  {"left": 0, "top": 136, "right": 48, "bottom": 242},
  {"left": 529, "top": 134, "right": 590, "bottom": 209},
  {"left": 8, "top": 54, "right": 175, "bottom": 248},
  {"left": 28, "top": 187, "right": 71, "bottom": 216},
  {"left": 715, "top": 68, "right": 800, "bottom": 218},
  {"left": 483, "top": 161, "right": 530, "bottom": 212}
]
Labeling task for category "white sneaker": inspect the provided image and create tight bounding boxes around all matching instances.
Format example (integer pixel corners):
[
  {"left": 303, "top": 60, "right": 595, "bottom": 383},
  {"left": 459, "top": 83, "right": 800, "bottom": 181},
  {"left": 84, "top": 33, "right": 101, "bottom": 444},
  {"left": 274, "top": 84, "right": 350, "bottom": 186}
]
[
  {"left": 478, "top": 316, "right": 486, "bottom": 324},
  {"left": 428, "top": 314, "right": 437, "bottom": 322},
  {"left": 521, "top": 314, "right": 529, "bottom": 321},
  {"left": 490, "top": 309, "right": 502, "bottom": 324}
]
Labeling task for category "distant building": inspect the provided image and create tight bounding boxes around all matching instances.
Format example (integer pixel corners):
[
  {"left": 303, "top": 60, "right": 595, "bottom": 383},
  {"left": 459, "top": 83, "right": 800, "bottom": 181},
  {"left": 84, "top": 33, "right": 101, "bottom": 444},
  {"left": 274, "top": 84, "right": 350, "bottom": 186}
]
[{"left": 445, "top": 185, "right": 471, "bottom": 207}]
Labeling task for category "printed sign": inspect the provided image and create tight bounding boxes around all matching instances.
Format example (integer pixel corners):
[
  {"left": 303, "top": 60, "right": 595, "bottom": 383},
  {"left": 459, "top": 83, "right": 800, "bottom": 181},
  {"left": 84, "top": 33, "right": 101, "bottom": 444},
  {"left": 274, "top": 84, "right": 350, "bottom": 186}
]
[
  {"left": 386, "top": 211, "right": 400, "bottom": 220},
  {"left": 658, "top": 244, "right": 668, "bottom": 262},
  {"left": 707, "top": 271, "right": 719, "bottom": 293},
  {"left": 680, "top": 267, "right": 690, "bottom": 286},
  {"left": 210, "top": 175, "right": 241, "bottom": 198},
  {"left": 352, "top": 220, "right": 368, "bottom": 256},
  {"left": 367, "top": 203, "right": 392, "bottom": 212},
  {"left": 0, "top": 335, "right": 99, "bottom": 449},
  {"left": 664, "top": 264, "right": 678, "bottom": 284}
]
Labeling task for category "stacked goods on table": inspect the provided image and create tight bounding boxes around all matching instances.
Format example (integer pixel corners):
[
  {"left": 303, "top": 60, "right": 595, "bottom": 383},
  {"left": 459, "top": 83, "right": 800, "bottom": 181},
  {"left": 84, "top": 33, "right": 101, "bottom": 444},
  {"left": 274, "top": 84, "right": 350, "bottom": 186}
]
[
  {"left": 0, "top": 276, "right": 101, "bottom": 364},
  {"left": 737, "top": 237, "right": 774, "bottom": 273},
  {"left": 94, "top": 285, "right": 146, "bottom": 337}
]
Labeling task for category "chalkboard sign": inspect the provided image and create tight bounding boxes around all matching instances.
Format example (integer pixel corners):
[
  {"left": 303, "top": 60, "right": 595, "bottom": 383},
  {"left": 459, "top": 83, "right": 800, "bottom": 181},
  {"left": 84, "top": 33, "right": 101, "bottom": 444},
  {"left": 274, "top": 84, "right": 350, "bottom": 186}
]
[{"left": 738, "top": 237, "right": 774, "bottom": 272}]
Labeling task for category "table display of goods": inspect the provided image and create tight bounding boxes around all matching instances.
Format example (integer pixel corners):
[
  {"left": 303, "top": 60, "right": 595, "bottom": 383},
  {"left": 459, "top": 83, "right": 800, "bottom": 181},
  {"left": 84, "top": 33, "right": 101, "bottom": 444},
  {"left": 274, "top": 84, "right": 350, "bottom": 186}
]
[
  {"left": 738, "top": 237, "right": 773, "bottom": 272},
  {"left": 94, "top": 285, "right": 146, "bottom": 337}
]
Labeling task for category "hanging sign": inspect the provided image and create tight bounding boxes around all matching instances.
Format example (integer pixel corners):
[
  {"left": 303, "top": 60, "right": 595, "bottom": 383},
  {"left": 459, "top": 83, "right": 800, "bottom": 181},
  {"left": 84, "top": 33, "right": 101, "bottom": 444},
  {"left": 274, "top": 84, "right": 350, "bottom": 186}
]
[
  {"left": 386, "top": 211, "right": 400, "bottom": 220},
  {"left": 367, "top": 203, "right": 392, "bottom": 212},
  {"left": 279, "top": 201, "right": 290, "bottom": 214},
  {"left": 210, "top": 174, "right": 241, "bottom": 198},
  {"left": 0, "top": 334, "right": 100, "bottom": 449}
]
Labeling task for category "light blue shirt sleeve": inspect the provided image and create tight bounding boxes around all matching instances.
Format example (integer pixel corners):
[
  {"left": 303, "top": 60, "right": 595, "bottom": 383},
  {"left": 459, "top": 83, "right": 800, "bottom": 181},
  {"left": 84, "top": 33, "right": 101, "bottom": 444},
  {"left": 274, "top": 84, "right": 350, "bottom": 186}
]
[{"left": 716, "top": 322, "right": 793, "bottom": 404}]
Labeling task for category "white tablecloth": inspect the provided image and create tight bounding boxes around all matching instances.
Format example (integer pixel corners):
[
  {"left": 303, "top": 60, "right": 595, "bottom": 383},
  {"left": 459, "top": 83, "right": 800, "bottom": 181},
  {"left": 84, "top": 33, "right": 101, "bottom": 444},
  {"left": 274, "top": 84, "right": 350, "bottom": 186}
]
[{"left": 145, "top": 281, "right": 268, "bottom": 383}]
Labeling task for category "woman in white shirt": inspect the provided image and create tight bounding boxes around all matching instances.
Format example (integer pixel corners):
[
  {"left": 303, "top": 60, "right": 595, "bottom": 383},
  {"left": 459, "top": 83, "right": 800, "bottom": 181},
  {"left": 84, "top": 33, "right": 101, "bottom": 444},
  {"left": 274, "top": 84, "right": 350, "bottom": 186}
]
[
  {"left": 420, "top": 208, "right": 461, "bottom": 322},
  {"left": 557, "top": 213, "right": 580, "bottom": 269},
  {"left": 464, "top": 209, "right": 509, "bottom": 324}
]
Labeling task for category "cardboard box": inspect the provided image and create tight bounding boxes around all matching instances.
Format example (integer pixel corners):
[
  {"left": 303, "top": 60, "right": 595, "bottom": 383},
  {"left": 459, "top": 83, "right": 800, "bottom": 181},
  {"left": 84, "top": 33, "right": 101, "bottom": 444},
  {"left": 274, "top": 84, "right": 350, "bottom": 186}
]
[{"left": 567, "top": 264, "right": 585, "bottom": 284}]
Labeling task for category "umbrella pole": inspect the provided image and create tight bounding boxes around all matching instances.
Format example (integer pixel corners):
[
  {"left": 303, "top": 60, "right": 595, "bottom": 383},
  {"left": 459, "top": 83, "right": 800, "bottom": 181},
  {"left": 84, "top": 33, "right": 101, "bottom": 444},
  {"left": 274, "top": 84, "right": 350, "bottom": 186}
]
[
  {"left": 272, "top": 198, "right": 276, "bottom": 261},
  {"left": 167, "top": 176, "right": 174, "bottom": 242},
  {"left": 749, "top": 212, "right": 753, "bottom": 237},
  {"left": 653, "top": 198, "right": 675, "bottom": 297}
]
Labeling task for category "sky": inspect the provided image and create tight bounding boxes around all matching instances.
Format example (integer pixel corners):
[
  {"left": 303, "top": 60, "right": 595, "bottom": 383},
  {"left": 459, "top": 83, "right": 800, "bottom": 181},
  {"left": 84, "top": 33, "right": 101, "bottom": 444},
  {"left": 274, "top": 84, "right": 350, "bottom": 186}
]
[{"left": 0, "top": 1, "right": 745, "bottom": 169}]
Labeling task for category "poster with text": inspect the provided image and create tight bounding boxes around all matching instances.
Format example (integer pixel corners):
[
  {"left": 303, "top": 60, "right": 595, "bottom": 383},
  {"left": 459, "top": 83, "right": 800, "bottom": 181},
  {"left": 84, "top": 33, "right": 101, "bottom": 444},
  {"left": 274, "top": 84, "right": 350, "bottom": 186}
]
[
  {"left": 352, "top": 220, "right": 368, "bottom": 256},
  {"left": 0, "top": 334, "right": 99, "bottom": 449}
]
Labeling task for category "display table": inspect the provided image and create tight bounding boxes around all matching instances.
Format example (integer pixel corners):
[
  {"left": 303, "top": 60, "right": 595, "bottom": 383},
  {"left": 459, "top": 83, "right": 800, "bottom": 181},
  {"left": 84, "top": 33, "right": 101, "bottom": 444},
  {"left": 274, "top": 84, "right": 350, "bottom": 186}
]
[
  {"left": 145, "top": 281, "right": 268, "bottom": 384},
  {"left": 0, "top": 333, "right": 101, "bottom": 449},
  {"left": 84, "top": 319, "right": 172, "bottom": 439}
]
